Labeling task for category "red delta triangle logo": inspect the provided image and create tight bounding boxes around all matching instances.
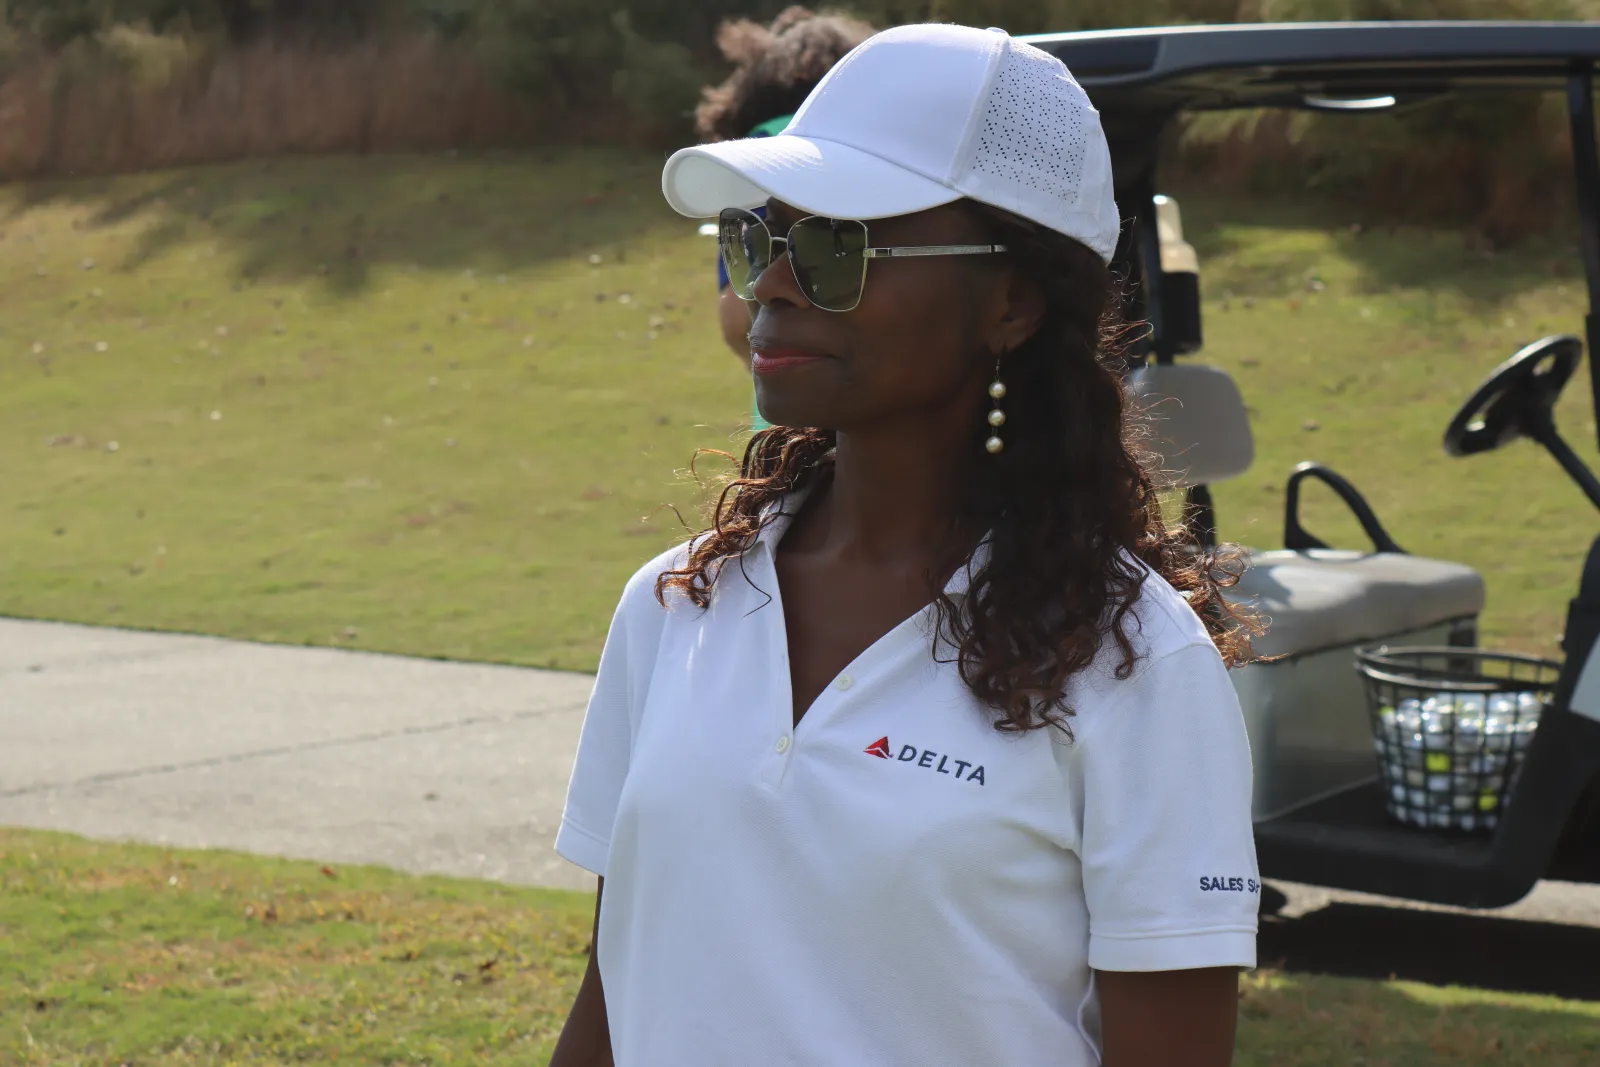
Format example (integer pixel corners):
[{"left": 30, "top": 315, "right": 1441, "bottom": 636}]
[{"left": 864, "top": 736, "right": 893, "bottom": 759}]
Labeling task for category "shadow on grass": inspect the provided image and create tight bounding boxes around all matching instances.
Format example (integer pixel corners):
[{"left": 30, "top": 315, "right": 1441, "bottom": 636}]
[
  {"left": 8, "top": 150, "right": 1583, "bottom": 309},
  {"left": 1238, "top": 964, "right": 1600, "bottom": 1067},
  {"left": 1, "top": 147, "right": 682, "bottom": 297},
  {"left": 1259, "top": 900, "right": 1600, "bottom": 1001},
  {"left": 1171, "top": 189, "right": 1581, "bottom": 311}
]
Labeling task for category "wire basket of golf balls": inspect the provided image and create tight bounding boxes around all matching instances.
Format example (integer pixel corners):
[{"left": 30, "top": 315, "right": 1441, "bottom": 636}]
[{"left": 1357, "top": 646, "right": 1559, "bottom": 833}]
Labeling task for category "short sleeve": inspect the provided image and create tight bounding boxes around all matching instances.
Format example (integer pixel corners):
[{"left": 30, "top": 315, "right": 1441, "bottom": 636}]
[
  {"left": 1076, "top": 641, "right": 1259, "bottom": 972},
  {"left": 555, "top": 557, "right": 674, "bottom": 876}
]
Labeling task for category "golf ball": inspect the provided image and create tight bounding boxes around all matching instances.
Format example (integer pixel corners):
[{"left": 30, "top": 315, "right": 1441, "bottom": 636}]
[
  {"left": 1469, "top": 754, "right": 1507, "bottom": 776},
  {"left": 1451, "top": 714, "right": 1484, "bottom": 748}
]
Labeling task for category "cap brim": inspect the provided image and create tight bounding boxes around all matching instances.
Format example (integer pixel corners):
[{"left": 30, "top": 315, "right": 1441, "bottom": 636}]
[{"left": 663, "top": 134, "right": 960, "bottom": 221}]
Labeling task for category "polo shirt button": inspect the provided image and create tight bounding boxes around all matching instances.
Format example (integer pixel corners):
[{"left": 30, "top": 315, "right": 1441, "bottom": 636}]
[
  {"left": 776, "top": 735, "right": 791, "bottom": 753},
  {"left": 835, "top": 674, "right": 854, "bottom": 691}
]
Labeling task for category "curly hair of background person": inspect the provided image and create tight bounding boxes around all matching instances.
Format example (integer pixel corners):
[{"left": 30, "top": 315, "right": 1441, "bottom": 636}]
[{"left": 694, "top": 6, "right": 877, "bottom": 143}]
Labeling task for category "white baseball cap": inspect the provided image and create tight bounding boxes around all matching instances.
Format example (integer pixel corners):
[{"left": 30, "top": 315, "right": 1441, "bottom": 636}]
[{"left": 661, "top": 23, "right": 1122, "bottom": 263}]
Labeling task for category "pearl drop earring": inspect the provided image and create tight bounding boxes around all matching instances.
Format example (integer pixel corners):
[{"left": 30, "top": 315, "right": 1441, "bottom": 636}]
[{"left": 984, "top": 357, "right": 1007, "bottom": 455}]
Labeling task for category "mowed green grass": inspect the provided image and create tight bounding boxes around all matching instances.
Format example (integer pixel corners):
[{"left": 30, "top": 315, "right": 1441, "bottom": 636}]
[
  {"left": 4, "top": 828, "right": 1598, "bottom": 1066},
  {"left": 0, "top": 150, "right": 749, "bottom": 669},
  {"left": 0, "top": 828, "right": 594, "bottom": 1065},
  {"left": 0, "top": 151, "right": 1596, "bottom": 665},
  {"left": 1235, "top": 967, "right": 1600, "bottom": 1066}
]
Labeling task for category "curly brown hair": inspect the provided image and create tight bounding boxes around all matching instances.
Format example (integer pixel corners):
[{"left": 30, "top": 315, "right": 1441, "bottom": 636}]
[
  {"left": 694, "top": 6, "right": 876, "bottom": 143},
  {"left": 657, "top": 203, "right": 1256, "bottom": 735}
]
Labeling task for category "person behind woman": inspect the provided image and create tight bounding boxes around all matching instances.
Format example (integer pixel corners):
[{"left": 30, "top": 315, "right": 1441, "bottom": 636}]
[
  {"left": 552, "top": 23, "right": 1260, "bottom": 1067},
  {"left": 695, "top": 5, "right": 874, "bottom": 431}
]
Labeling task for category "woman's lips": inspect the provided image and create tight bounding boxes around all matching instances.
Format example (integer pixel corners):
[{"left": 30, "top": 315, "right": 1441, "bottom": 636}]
[{"left": 750, "top": 347, "right": 830, "bottom": 375}]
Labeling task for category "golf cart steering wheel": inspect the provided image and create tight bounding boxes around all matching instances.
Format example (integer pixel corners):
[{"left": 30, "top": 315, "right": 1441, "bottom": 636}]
[{"left": 1443, "top": 335, "right": 1582, "bottom": 457}]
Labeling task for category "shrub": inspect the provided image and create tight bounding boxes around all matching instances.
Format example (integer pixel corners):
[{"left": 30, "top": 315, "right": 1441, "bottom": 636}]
[
  {"left": 853, "top": 0, "right": 1238, "bottom": 34},
  {"left": 0, "top": 0, "right": 1591, "bottom": 243},
  {"left": 0, "top": 25, "right": 534, "bottom": 177},
  {"left": 1171, "top": 0, "right": 1589, "bottom": 240},
  {"left": 0, "top": 1, "right": 422, "bottom": 46}
]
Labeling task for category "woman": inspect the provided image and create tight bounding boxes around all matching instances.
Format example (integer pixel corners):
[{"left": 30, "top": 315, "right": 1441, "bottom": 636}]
[
  {"left": 552, "top": 24, "right": 1260, "bottom": 1067},
  {"left": 695, "top": 5, "right": 875, "bottom": 430}
]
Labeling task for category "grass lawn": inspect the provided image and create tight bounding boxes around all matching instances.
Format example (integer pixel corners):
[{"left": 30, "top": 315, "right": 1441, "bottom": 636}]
[
  {"left": 2, "top": 150, "right": 1597, "bottom": 665},
  {"left": 0, "top": 149, "right": 748, "bottom": 669},
  {"left": 0, "top": 828, "right": 593, "bottom": 1065},
  {"left": 4, "top": 828, "right": 1598, "bottom": 1066}
]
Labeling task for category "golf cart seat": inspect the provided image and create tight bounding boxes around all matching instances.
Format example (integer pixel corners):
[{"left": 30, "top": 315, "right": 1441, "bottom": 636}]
[
  {"left": 1129, "top": 363, "right": 1486, "bottom": 820},
  {"left": 1237, "top": 547, "right": 1483, "bottom": 660}
]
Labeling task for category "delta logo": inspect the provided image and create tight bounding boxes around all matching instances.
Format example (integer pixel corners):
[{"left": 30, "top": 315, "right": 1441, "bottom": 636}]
[{"left": 864, "top": 736, "right": 985, "bottom": 785}]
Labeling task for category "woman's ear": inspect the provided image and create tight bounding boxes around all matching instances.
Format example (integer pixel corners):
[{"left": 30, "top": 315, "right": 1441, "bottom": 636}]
[{"left": 988, "top": 265, "right": 1048, "bottom": 356}]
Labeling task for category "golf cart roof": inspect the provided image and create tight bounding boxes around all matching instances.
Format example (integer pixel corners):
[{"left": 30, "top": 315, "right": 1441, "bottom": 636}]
[
  {"left": 1024, "top": 22, "right": 1600, "bottom": 113},
  {"left": 1034, "top": 21, "right": 1600, "bottom": 444}
]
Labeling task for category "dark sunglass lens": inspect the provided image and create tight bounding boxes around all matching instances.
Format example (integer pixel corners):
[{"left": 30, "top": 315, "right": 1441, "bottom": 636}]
[
  {"left": 718, "top": 209, "right": 768, "bottom": 300},
  {"left": 788, "top": 217, "right": 868, "bottom": 311}
]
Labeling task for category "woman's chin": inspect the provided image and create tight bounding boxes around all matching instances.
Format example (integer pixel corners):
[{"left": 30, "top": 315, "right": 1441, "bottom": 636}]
[{"left": 752, "top": 387, "right": 832, "bottom": 432}]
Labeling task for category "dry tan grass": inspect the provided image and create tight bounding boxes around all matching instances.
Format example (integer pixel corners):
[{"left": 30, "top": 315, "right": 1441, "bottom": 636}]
[
  {"left": 1175, "top": 103, "right": 1574, "bottom": 247},
  {"left": 0, "top": 32, "right": 542, "bottom": 178}
]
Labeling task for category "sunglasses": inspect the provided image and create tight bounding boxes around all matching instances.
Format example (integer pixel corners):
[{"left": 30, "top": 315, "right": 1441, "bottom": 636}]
[{"left": 718, "top": 207, "right": 1007, "bottom": 313}]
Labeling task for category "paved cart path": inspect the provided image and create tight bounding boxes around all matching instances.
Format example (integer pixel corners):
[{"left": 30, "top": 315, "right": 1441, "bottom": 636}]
[{"left": 0, "top": 617, "right": 596, "bottom": 890}]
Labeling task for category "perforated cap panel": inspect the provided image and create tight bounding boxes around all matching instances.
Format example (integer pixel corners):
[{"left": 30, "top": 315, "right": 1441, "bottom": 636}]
[
  {"left": 972, "top": 45, "right": 1090, "bottom": 212},
  {"left": 956, "top": 34, "right": 1121, "bottom": 261}
]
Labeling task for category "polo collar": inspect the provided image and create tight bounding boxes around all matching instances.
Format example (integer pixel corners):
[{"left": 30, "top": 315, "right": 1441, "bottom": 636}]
[
  {"left": 752, "top": 485, "right": 814, "bottom": 556},
  {"left": 942, "top": 539, "right": 990, "bottom": 599}
]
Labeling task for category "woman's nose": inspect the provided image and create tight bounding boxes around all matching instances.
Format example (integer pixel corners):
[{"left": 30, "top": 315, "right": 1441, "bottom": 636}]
[{"left": 750, "top": 244, "right": 808, "bottom": 310}]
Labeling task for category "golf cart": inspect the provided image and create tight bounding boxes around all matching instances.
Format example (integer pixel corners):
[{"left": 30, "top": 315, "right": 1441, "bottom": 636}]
[{"left": 1026, "top": 21, "right": 1600, "bottom": 908}]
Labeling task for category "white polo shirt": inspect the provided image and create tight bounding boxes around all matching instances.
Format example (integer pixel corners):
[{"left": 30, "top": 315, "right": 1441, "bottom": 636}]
[{"left": 557, "top": 497, "right": 1259, "bottom": 1066}]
